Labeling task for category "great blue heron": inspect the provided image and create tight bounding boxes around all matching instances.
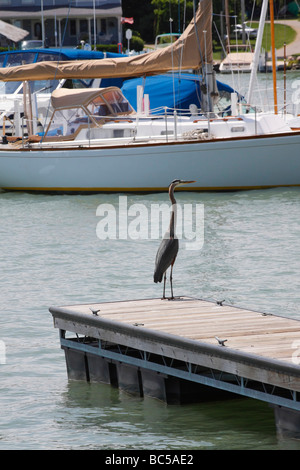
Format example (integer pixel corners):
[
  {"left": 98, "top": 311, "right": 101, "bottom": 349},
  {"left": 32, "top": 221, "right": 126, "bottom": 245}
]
[{"left": 153, "top": 179, "right": 195, "bottom": 299}]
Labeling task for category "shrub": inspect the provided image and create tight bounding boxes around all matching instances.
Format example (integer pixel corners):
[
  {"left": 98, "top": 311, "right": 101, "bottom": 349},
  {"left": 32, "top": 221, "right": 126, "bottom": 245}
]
[
  {"left": 96, "top": 44, "right": 120, "bottom": 53},
  {"left": 129, "top": 35, "right": 145, "bottom": 52}
]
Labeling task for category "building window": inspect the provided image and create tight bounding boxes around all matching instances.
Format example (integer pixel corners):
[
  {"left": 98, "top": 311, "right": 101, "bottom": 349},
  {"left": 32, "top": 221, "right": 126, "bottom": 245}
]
[
  {"left": 70, "top": 20, "right": 77, "bottom": 37},
  {"left": 100, "top": 19, "right": 107, "bottom": 34},
  {"left": 22, "top": 0, "right": 35, "bottom": 4},
  {"left": 80, "top": 20, "right": 88, "bottom": 34},
  {"left": 34, "top": 23, "right": 42, "bottom": 39}
]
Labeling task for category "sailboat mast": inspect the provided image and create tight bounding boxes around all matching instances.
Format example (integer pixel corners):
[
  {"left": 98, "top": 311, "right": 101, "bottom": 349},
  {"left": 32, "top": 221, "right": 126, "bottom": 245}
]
[
  {"left": 225, "top": 0, "right": 230, "bottom": 52},
  {"left": 269, "top": 0, "right": 278, "bottom": 114},
  {"left": 93, "top": 0, "right": 97, "bottom": 51},
  {"left": 247, "top": 0, "right": 268, "bottom": 105}
]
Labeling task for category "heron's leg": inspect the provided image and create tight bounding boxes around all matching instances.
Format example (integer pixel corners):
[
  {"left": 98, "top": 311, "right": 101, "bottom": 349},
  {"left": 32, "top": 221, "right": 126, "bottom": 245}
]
[
  {"left": 170, "top": 264, "right": 174, "bottom": 300},
  {"left": 162, "top": 272, "right": 167, "bottom": 299}
]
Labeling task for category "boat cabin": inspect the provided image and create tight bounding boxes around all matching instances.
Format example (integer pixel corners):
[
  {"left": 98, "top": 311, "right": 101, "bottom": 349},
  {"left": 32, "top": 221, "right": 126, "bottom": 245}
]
[{"left": 44, "top": 87, "right": 135, "bottom": 141}]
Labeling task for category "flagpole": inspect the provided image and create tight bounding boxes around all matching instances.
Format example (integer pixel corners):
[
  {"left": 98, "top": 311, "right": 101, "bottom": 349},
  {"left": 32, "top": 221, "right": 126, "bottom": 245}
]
[
  {"left": 41, "top": 0, "right": 45, "bottom": 47},
  {"left": 93, "top": 0, "right": 97, "bottom": 51}
]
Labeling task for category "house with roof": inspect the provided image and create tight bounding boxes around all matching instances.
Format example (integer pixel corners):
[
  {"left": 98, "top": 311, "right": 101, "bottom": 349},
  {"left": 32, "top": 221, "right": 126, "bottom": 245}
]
[{"left": 0, "top": 0, "right": 122, "bottom": 48}]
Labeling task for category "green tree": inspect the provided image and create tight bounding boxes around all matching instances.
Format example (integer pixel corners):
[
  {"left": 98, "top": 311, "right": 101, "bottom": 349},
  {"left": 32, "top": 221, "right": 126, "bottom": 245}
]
[
  {"left": 151, "top": 0, "right": 194, "bottom": 36},
  {"left": 122, "top": 0, "right": 294, "bottom": 46},
  {"left": 122, "top": 0, "right": 154, "bottom": 42}
]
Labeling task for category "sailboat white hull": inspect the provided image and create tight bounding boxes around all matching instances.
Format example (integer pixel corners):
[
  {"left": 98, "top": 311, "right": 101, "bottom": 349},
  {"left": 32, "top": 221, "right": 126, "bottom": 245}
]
[{"left": 0, "top": 132, "right": 299, "bottom": 192}]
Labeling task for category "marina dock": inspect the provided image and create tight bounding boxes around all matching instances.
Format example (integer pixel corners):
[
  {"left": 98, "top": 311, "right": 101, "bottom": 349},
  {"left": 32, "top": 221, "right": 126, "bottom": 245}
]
[{"left": 50, "top": 296, "right": 300, "bottom": 439}]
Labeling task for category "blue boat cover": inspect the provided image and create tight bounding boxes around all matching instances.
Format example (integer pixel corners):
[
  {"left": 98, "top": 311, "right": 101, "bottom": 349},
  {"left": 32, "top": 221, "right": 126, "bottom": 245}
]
[
  {"left": 0, "top": 48, "right": 126, "bottom": 88},
  {"left": 0, "top": 48, "right": 123, "bottom": 63},
  {"left": 121, "top": 73, "right": 239, "bottom": 113}
]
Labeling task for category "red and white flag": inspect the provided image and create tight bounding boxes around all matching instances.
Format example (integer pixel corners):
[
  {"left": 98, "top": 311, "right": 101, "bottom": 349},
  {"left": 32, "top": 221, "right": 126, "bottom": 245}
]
[{"left": 121, "top": 17, "right": 134, "bottom": 24}]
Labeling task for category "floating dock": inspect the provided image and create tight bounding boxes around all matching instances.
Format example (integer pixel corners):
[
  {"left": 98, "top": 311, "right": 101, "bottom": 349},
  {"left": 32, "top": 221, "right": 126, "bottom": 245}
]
[
  {"left": 219, "top": 52, "right": 254, "bottom": 73},
  {"left": 50, "top": 296, "right": 300, "bottom": 439}
]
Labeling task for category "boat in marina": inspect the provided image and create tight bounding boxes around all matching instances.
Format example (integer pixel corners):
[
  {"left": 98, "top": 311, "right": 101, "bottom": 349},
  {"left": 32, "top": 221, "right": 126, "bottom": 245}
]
[
  {"left": 0, "top": 47, "right": 126, "bottom": 137},
  {"left": 219, "top": 51, "right": 255, "bottom": 73},
  {"left": 0, "top": 45, "right": 240, "bottom": 133},
  {"left": 0, "top": 0, "right": 299, "bottom": 193},
  {"left": 0, "top": 84, "right": 299, "bottom": 192}
]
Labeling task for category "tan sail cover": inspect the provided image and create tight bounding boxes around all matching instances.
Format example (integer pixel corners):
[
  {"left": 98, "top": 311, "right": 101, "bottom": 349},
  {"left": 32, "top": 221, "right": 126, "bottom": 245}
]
[{"left": 0, "top": 0, "right": 212, "bottom": 82}]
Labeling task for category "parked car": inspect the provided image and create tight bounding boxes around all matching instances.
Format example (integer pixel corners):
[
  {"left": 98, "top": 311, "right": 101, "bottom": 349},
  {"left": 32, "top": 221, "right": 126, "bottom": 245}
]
[
  {"left": 233, "top": 23, "right": 257, "bottom": 38},
  {"left": 21, "top": 40, "right": 44, "bottom": 50}
]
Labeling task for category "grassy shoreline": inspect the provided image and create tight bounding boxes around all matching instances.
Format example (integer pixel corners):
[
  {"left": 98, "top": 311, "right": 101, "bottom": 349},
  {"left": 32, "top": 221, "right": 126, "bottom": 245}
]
[{"left": 213, "top": 22, "right": 297, "bottom": 60}]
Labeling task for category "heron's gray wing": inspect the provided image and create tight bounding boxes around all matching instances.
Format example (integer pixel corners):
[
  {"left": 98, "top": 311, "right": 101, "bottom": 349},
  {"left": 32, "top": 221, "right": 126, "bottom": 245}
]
[{"left": 154, "top": 237, "right": 179, "bottom": 283}]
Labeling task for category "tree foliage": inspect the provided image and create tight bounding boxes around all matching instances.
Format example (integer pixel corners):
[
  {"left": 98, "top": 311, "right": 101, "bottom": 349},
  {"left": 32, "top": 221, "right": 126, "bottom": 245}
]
[
  {"left": 151, "top": 0, "right": 195, "bottom": 36},
  {"left": 122, "top": 0, "right": 296, "bottom": 43}
]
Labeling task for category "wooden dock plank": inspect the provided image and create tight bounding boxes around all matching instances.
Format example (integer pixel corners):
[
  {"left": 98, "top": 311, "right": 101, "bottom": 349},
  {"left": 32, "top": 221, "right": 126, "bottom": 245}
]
[{"left": 61, "top": 297, "right": 300, "bottom": 367}]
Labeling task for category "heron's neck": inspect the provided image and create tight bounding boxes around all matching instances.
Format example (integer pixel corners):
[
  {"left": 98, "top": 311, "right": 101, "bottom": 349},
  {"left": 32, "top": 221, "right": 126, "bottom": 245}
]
[
  {"left": 169, "top": 188, "right": 177, "bottom": 238},
  {"left": 169, "top": 186, "right": 176, "bottom": 205}
]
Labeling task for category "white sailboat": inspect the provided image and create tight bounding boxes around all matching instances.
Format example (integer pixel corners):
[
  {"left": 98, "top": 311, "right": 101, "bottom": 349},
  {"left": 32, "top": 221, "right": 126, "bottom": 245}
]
[{"left": 0, "top": 0, "right": 299, "bottom": 193}]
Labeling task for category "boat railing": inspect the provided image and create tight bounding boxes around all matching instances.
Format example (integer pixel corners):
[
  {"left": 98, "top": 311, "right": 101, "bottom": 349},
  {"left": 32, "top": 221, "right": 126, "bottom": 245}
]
[
  {"left": 13, "top": 108, "right": 215, "bottom": 148},
  {"left": 10, "top": 101, "right": 295, "bottom": 149},
  {"left": 149, "top": 106, "right": 197, "bottom": 116},
  {"left": 245, "top": 100, "right": 298, "bottom": 119}
]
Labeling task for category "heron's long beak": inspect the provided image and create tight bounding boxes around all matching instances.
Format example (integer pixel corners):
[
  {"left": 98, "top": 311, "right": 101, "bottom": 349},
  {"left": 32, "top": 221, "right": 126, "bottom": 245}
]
[{"left": 180, "top": 180, "right": 196, "bottom": 185}]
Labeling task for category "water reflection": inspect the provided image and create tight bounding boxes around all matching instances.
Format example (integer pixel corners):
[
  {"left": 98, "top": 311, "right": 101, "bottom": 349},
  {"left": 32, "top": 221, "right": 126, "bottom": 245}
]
[{"left": 59, "top": 381, "right": 289, "bottom": 450}]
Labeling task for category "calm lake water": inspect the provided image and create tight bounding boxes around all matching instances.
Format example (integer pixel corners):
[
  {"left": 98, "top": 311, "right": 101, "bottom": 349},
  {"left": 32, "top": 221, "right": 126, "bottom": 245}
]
[
  {"left": 217, "top": 69, "right": 300, "bottom": 115},
  {"left": 1, "top": 187, "right": 300, "bottom": 450},
  {"left": 1, "top": 72, "right": 300, "bottom": 450}
]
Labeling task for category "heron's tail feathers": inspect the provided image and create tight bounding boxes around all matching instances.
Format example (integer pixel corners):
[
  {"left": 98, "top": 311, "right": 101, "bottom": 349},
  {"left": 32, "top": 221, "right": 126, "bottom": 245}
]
[{"left": 153, "top": 271, "right": 163, "bottom": 283}]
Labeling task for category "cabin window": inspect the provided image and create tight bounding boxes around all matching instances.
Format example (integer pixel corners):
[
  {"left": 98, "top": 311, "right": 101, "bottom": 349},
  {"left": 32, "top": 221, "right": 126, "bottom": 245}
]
[
  {"left": 102, "top": 90, "right": 132, "bottom": 114},
  {"left": 72, "top": 79, "right": 94, "bottom": 89},
  {"left": 0, "top": 81, "right": 22, "bottom": 95},
  {"left": 36, "top": 53, "right": 63, "bottom": 62},
  {"left": 46, "top": 107, "right": 93, "bottom": 139},
  {"left": 113, "top": 129, "right": 124, "bottom": 138},
  {"left": 29, "top": 79, "right": 60, "bottom": 94},
  {"left": 231, "top": 126, "right": 245, "bottom": 132},
  {"left": 5, "top": 52, "right": 36, "bottom": 67},
  {"left": 87, "top": 96, "right": 109, "bottom": 117}
]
